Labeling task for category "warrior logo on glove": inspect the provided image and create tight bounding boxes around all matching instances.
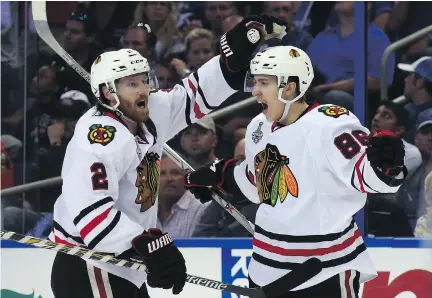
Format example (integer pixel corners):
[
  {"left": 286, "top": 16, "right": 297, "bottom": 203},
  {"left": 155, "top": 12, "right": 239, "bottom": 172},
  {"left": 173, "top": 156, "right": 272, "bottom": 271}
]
[
  {"left": 135, "top": 152, "right": 161, "bottom": 212},
  {"left": 255, "top": 144, "right": 298, "bottom": 207}
]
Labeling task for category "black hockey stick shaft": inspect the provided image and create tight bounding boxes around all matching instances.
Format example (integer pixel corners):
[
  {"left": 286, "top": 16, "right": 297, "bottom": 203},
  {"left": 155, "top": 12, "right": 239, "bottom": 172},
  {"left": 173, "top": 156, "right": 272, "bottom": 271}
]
[
  {"left": 1, "top": 230, "right": 321, "bottom": 297},
  {"left": 31, "top": 0, "right": 255, "bottom": 236}
]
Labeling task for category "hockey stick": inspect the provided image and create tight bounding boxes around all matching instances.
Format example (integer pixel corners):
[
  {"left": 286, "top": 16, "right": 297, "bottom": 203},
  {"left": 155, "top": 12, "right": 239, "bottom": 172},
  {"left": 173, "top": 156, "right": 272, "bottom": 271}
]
[
  {"left": 31, "top": 1, "right": 255, "bottom": 235},
  {"left": 1, "top": 230, "right": 322, "bottom": 298}
]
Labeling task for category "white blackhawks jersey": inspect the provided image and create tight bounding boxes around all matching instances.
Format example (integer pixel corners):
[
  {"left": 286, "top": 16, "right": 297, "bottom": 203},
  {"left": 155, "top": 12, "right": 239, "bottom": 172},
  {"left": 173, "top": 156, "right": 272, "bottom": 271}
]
[
  {"left": 233, "top": 103, "right": 405, "bottom": 290},
  {"left": 48, "top": 56, "right": 238, "bottom": 287}
]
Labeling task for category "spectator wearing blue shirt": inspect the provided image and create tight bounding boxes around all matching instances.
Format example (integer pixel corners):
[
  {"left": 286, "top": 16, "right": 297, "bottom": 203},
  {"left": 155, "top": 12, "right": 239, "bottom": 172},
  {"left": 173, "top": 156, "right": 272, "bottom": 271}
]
[
  {"left": 263, "top": 1, "right": 313, "bottom": 51},
  {"left": 398, "top": 57, "right": 432, "bottom": 144},
  {"left": 307, "top": 1, "right": 395, "bottom": 111},
  {"left": 326, "top": 1, "right": 395, "bottom": 31}
]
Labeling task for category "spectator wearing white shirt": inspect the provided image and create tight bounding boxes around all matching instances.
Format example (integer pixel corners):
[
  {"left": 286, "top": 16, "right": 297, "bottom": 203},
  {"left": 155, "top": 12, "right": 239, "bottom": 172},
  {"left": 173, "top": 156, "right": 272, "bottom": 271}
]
[{"left": 157, "top": 155, "right": 207, "bottom": 238}]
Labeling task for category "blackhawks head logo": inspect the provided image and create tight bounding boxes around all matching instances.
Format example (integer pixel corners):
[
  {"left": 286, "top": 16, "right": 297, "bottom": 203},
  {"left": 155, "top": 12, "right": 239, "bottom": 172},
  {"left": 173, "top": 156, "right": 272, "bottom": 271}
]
[
  {"left": 88, "top": 124, "right": 116, "bottom": 146},
  {"left": 289, "top": 49, "right": 300, "bottom": 58},
  {"left": 318, "top": 105, "right": 349, "bottom": 118},
  {"left": 254, "top": 144, "right": 298, "bottom": 207},
  {"left": 135, "top": 152, "right": 161, "bottom": 212}
]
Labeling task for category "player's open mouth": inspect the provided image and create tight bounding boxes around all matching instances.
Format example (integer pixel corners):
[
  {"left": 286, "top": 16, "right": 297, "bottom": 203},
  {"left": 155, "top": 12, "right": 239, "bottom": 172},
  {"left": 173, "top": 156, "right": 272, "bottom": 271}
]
[
  {"left": 261, "top": 103, "right": 268, "bottom": 112},
  {"left": 137, "top": 100, "right": 146, "bottom": 108}
]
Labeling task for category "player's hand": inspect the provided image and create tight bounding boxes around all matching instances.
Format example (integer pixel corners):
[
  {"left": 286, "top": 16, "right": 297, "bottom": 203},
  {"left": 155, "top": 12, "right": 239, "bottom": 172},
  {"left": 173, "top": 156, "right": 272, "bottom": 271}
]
[
  {"left": 184, "top": 159, "right": 238, "bottom": 203},
  {"left": 220, "top": 14, "right": 287, "bottom": 72},
  {"left": 366, "top": 129, "right": 405, "bottom": 176},
  {"left": 131, "top": 229, "right": 187, "bottom": 295}
]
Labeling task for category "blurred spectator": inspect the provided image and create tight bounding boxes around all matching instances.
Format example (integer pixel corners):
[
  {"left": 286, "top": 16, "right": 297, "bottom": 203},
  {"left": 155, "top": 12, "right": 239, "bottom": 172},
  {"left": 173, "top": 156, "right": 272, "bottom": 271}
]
[
  {"left": 63, "top": 12, "right": 97, "bottom": 69},
  {"left": 234, "top": 138, "right": 246, "bottom": 161},
  {"left": 155, "top": 62, "right": 179, "bottom": 89},
  {"left": 386, "top": 2, "right": 432, "bottom": 59},
  {"left": 177, "top": 11, "right": 204, "bottom": 37},
  {"left": 1, "top": 137, "right": 19, "bottom": 190},
  {"left": 204, "top": 1, "right": 237, "bottom": 44},
  {"left": 122, "top": 23, "right": 157, "bottom": 62},
  {"left": 88, "top": 1, "right": 138, "bottom": 50},
  {"left": 222, "top": 14, "right": 243, "bottom": 33},
  {"left": 170, "top": 28, "right": 215, "bottom": 78},
  {"left": 307, "top": 1, "right": 395, "bottom": 111},
  {"left": 2, "top": 62, "right": 66, "bottom": 136},
  {"left": 398, "top": 109, "right": 432, "bottom": 221},
  {"left": 157, "top": 155, "right": 207, "bottom": 238},
  {"left": 180, "top": 116, "right": 218, "bottom": 169},
  {"left": 193, "top": 138, "right": 258, "bottom": 237},
  {"left": 370, "top": 101, "right": 422, "bottom": 175},
  {"left": 398, "top": 57, "right": 432, "bottom": 143},
  {"left": 326, "top": 2, "right": 395, "bottom": 32},
  {"left": 133, "top": 2, "right": 185, "bottom": 61},
  {"left": 2, "top": 90, "right": 89, "bottom": 236},
  {"left": 414, "top": 171, "right": 432, "bottom": 237},
  {"left": 263, "top": 1, "right": 313, "bottom": 51},
  {"left": 45, "top": 11, "right": 100, "bottom": 104},
  {"left": 367, "top": 101, "right": 420, "bottom": 237}
]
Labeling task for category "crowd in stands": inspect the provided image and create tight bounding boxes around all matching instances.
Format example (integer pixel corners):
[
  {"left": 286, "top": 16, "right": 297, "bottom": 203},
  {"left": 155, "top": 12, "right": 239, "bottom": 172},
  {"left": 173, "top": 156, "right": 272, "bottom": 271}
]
[{"left": 1, "top": 1, "right": 432, "bottom": 239}]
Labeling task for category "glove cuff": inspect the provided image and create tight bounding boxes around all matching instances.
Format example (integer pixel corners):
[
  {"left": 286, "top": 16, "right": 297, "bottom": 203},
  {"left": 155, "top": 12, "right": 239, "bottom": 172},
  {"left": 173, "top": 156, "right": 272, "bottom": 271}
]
[{"left": 219, "top": 159, "right": 251, "bottom": 205}]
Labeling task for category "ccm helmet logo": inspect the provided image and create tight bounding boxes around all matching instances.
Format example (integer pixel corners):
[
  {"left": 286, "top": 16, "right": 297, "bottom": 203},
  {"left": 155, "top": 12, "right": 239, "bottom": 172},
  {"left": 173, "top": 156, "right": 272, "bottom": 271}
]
[{"left": 131, "top": 59, "right": 144, "bottom": 64}]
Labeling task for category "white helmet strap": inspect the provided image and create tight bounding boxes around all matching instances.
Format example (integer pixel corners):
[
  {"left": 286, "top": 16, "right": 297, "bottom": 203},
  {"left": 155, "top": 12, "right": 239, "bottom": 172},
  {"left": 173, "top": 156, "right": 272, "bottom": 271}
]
[
  {"left": 276, "top": 77, "right": 303, "bottom": 122},
  {"left": 97, "top": 80, "right": 124, "bottom": 116}
]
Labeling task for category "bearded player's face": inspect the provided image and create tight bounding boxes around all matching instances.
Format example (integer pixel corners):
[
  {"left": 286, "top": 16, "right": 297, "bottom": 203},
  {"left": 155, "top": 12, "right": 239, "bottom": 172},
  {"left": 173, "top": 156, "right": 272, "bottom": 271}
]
[
  {"left": 115, "top": 73, "right": 150, "bottom": 123},
  {"left": 252, "top": 75, "right": 285, "bottom": 122}
]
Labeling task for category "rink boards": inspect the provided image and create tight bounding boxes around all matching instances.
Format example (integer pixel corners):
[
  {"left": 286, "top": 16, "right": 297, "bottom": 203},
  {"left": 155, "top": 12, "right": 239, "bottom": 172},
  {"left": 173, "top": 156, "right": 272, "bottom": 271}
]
[{"left": 1, "top": 238, "right": 432, "bottom": 298}]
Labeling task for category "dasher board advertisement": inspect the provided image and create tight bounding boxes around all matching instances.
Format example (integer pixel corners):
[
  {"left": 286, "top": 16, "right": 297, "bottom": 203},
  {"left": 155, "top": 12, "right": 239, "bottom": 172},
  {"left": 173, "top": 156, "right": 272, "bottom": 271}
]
[{"left": 1, "top": 238, "right": 431, "bottom": 298}]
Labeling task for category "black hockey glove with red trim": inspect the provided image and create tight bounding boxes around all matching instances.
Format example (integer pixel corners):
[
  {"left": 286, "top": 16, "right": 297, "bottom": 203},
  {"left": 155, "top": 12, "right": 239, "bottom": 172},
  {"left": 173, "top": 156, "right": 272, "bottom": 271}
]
[
  {"left": 220, "top": 14, "right": 287, "bottom": 72},
  {"left": 366, "top": 130, "right": 406, "bottom": 177},
  {"left": 184, "top": 159, "right": 249, "bottom": 204},
  {"left": 123, "top": 229, "right": 187, "bottom": 295}
]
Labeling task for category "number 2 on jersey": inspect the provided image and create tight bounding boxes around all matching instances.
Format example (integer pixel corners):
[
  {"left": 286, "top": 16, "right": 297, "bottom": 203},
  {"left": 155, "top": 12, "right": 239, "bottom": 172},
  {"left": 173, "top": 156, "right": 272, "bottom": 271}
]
[
  {"left": 90, "top": 162, "right": 108, "bottom": 190},
  {"left": 334, "top": 130, "right": 368, "bottom": 159}
]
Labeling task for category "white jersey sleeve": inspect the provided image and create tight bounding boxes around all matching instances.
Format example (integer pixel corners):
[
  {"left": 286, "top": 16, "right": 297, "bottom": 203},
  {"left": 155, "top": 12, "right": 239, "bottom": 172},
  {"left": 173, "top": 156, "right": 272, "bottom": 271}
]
[
  {"left": 321, "top": 115, "right": 405, "bottom": 194},
  {"left": 60, "top": 126, "right": 144, "bottom": 254},
  {"left": 151, "top": 56, "right": 239, "bottom": 141}
]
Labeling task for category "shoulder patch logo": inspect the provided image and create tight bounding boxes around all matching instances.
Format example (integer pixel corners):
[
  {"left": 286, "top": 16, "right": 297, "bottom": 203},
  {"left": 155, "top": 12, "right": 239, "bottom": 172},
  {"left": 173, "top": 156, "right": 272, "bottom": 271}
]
[
  {"left": 318, "top": 105, "right": 349, "bottom": 118},
  {"left": 88, "top": 124, "right": 116, "bottom": 146},
  {"left": 254, "top": 144, "right": 298, "bottom": 207}
]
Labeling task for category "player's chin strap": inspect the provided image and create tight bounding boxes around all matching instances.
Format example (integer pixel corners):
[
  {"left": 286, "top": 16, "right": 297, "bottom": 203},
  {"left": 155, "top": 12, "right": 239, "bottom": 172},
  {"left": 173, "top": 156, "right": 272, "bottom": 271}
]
[{"left": 276, "top": 84, "right": 303, "bottom": 123}]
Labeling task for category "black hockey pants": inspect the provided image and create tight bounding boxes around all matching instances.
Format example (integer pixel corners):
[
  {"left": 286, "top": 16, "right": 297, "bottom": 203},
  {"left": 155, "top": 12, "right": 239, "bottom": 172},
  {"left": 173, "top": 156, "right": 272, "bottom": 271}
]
[
  {"left": 249, "top": 270, "right": 360, "bottom": 298},
  {"left": 51, "top": 252, "right": 150, "bottom": 298}
]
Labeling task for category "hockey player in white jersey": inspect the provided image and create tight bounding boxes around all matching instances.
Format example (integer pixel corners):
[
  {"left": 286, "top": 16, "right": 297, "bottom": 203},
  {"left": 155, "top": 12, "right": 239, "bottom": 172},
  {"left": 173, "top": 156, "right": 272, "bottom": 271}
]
[
  {"left": 185, "top": 46, "right": 406, "bottom": 297},
  {"left": 49, "top": 15, "right": 287, "bottom": 298}
]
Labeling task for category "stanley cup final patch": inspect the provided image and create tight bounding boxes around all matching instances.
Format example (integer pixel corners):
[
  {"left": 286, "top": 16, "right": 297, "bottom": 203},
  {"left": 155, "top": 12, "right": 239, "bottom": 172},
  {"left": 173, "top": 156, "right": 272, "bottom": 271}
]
[{"left": 252, "top": 122, "right": 264, "bottom": 144}]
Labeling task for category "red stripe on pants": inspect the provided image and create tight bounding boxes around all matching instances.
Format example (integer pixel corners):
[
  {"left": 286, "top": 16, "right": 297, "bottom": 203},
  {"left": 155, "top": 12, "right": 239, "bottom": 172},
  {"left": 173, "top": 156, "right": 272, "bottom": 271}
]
[
  {"left": 94, "top": 267, "right": 108, "bottom": 298},
  {"left": 345, "top": 270, "right": 352, "bottom": 298}
]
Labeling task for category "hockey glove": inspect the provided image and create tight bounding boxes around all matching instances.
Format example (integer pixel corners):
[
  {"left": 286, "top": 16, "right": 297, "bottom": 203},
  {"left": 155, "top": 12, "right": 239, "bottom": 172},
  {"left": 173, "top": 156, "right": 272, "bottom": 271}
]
[
  {"left": 184, "top": 159, "right": 240, "bottom": 203},
  {"left": 366, "top": 130, "right": 405, "bottom": 177},
  {"left": 220, "top": 14, "right": 287, "bottom": 72},
  {"left": 132, "top": 229, "right": 187, "bottom": 295}
]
